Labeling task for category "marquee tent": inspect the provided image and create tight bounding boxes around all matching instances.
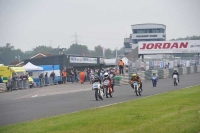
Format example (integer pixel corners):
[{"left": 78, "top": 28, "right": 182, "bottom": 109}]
[{"left": 23, "top": 62, "right": 43, "bottom": 71}]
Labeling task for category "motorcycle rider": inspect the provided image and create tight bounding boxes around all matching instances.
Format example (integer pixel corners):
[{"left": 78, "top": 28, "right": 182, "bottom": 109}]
[
  {"left": 151, "top": 72, "right": 158, "bottom": 86},
  {"left": 130, "top": 73, "right": 143, "bottom": 91},
  {"left": 109, "top": 69, "right": 116, "bottom": 92},
  {"left": 92, "top": 75, "right": 102, "bottom": 90},
  {"left": 103, "top": 72, "right": 113, "bottom": 92},
  {"left": 172, "top": 70, "right": 179, "bottom": 82}
]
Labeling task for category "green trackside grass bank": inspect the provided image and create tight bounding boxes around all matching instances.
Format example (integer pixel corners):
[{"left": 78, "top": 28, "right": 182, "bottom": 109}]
[{"left": 0, "top": 86, "right": 200, "bottom": 133}]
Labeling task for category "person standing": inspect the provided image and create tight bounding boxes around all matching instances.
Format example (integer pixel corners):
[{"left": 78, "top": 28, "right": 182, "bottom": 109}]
[
  {"left": 79, "top": 71, "right": 85, "bottom": 84},
  {"left": 62, "top": 70, "right": 67, "bottom": 84},
  {"left": 118, "top": 59, "right": 124, "bottom": 75}
]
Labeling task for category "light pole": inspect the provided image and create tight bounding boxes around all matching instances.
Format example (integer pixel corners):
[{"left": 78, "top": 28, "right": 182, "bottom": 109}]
[{"left": 116, "top": 47, "right": 118, "bottom": 59}]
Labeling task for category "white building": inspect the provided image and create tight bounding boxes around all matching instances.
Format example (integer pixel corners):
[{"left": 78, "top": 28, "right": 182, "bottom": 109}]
[{"left": 124, "top": 23, "right": 166, "bottom": 55}]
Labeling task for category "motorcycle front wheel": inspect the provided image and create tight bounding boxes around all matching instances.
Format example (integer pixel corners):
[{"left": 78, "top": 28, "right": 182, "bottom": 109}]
[
  {"left": 95, "top": 90, "right": 98, "bottom": 101},
  {"left": 135, "top": 86, "right": 139, "bottom": 96}
]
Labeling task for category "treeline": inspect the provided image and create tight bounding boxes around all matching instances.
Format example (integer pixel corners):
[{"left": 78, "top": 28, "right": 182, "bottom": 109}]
[{"left": 0, "top": 43, "right": 124, "bottom": 65}]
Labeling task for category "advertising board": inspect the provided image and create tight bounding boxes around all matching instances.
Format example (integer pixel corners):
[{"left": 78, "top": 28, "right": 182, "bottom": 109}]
[
  {"left": 138, "top": 40, "right": 200, "bottom": 54},
  {"left": 70, "top": 56, "right": 97, "bottom": 64}
]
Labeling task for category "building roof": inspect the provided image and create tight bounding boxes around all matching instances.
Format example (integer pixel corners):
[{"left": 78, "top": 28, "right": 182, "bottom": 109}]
[
  {"left": 131, "top": 23, "right": 166, "bottom": 27},
  {"left": 10, "top": 52, "right": 54, "bottom": 66},
  {"left": 10, "top": 60, "right": 24, "bottom": 66},
  {"left": 30, "top": 52, "right": 54, "bottom": 59}
]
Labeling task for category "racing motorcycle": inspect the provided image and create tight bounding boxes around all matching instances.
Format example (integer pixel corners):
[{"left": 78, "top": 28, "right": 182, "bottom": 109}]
[
  {"left": 173, "top": 74, "right": 178, "bottom": 86},
  {"left": 133, "top": 81, "right": 142, "bottom": 96},
  {"left": 109, "top": 74, "right": 114, "bottom": 92},
  {"left": 92, "top": 82, "right": 103, "bottom": 101},
  {"left": 90, "top": 74, "right": 95, "bottom": 84},
  {"left": 103, "top": 79, "right": 112, "bottom": 98}
]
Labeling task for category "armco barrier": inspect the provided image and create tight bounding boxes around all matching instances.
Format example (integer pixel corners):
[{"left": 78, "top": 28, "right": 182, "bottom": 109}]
[
  {"left": 183, "top": 67, "right": 187, "bottom": 75},
  {"left": 178, "top": 67, "right": 183, "bottom": 75},
  {"left": 190, "top": 66, "right": 194, "bottom": 74},
  {"left": 198, "top": 65, "right": 200, "bottom": 72},
  {"left": 158, "top": 69, "right": 164, "bottom": 79},
  {"left": 125, "top": 65, "right": 200, "bottom": 85},
  {"left": 0, "top": 83, "right": 6, "bottom": 92},
  {"left": 10, "top": 80, "right": 29, "bottom": 90},
  {"left": 187, "top": 67, "right": 191, "bottom": 75},
  {"left": 163, "top": 69, "right": 169, "bottom": 78}
]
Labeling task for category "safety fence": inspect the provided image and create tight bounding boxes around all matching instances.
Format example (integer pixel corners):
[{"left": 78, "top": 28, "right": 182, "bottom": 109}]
[
  {"left": 130, "top": 65, "right": 200, "bottom": 81},
  {"left": 0, "top": 83, "right": 6, "bottom": 92},
  {"left": 128, "top": 57, "right": 200, "bottom": 73},
  {"left": 7, "top": 80, "right": 30, "bottom": 90},
  {"left": 35, "top": 77, "right": 56, "bottom": 87}
]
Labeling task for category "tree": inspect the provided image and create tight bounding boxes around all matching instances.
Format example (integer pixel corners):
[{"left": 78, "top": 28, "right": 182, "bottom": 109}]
[
  {"left": 67, "top": 44, "right": 89, "bottom": 55},
  {"left": 0, "top": 44, "right": 23, "bottom": 65},
  {"left": 94, "top": 45, "right": 103, "bottom": 57},
  {"left": 105, "top": 48, "right": 112, "bottom": 58}
]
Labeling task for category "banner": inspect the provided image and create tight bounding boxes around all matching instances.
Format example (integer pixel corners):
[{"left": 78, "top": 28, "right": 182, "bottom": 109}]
[
  {"left": 138, "top": 40, "right": 200, "bottom": 54},
  {"left": 70, "top": 56, "right": 97, "bottom": 64}
]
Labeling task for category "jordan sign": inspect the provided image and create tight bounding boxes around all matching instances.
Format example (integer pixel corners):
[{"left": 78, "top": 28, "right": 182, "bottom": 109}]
[{"left": 138, "top": 40, "right": 200, "bottom": 54}]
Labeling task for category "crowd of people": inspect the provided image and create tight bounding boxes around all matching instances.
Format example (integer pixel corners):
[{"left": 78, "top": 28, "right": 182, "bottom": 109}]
[{"left": 60, "top": 67, "right": 120, "bottom": 84}]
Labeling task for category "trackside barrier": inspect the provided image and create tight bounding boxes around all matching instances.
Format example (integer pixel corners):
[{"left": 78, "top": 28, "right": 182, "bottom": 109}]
[
  {"left": 8, "top": 80, "right": 30, "bottom": 90},
  {"left": 0, "top": 83, "right": 6, "bottom": 92},
  {"left": 125, "top": 65, "right": 200, "bottom": 85},
  {"left": 38, "top": 77, "right": 55, "bottom": 87}
]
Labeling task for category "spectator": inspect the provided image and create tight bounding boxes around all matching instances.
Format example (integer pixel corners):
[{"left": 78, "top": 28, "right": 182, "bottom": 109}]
[
  {"left": 39, "top": 72, "right": 44, "bottom": 87},
  {"left": 62, "top": 70, "right": 67, "bottom": 84},
  {"left": 0, "top": 76, "right": 3, "bottom": 83},
  {"left": 70, "top": 68, "right": 75, "bottom": 83},
  {"left": 79, "top": 71, "right": 85, "bottom": 84},
  {"left": 44, "top": 72, "right": 48, "bottom": 85},
  {"left": 7, "top": 76, "right": 12, "bottom": 91},
  {"left": 75, "top": 69, "right": 79, "bottom": 82},
  {"left": 84, "top": 69, "right": 87, "bottom": 82},
  {"left": 118, "top": 59, "right": 124, "bottom": 75},
  {"left": 50, "top": 71, "right": 55, "bottom": 82}
]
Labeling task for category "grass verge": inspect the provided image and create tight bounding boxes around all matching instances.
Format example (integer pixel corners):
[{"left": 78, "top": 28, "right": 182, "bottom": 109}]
[{"left": 0, "top": 86, "right": 200, "bottom": 133}]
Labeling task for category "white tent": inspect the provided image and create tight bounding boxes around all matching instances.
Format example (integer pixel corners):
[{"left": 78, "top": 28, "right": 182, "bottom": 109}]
[{"left": 23, "top": 62, "right": 43, "bottom": 71}]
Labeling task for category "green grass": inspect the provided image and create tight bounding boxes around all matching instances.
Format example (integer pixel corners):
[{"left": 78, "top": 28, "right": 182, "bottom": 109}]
[{"left": 0, "top": 86, "right": 200, "bottom": 133}]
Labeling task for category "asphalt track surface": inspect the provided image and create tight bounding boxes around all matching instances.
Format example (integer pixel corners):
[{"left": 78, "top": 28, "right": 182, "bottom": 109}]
[{"left": 0, "top": 73, "right": 200, "bottom": 126}]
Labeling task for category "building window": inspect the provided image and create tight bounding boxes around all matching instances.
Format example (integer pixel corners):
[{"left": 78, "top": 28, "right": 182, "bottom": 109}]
[
  {"left": 133, "top": 39, "right": 138, "bottom": 44},
  {"left": 133, "top": 29, "right": 137, "bottom": 33},
  {"left": 124, "top": 43, "right": 132, "bottom": 48}
]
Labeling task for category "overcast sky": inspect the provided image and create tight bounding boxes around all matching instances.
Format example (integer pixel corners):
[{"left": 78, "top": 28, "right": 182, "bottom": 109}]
[{"left": 0, "top": 0, "right": 200, "bottom": 52}]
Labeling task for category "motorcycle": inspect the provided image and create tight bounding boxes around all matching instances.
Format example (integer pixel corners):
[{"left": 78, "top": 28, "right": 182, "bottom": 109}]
[
  {"left": 92, "top": 82, "right": 103, "bottom": 101},
  {"left": 151, "top": 76, "right": 157, "bottom": 87},
  {"left": 90, "top": 74, "right": 95, "bottom": 84},
  {"left": 109, "top": 74, "right": 114, "bottom": 91},
  {"left": 103, "top": 79, "right": 112, "bottom": 98},
  {"left": 173, "top": 75, "right": 178, "bottom": 86},
  {"left": 133, "top": 81, "right": 142, "bottom": 96}
]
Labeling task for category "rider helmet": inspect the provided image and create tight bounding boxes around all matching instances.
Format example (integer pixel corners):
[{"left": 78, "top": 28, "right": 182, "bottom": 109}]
[
  {"left": 104, "top": 72, "right": 109, "bottom": 78},
  {"left": 153, "top": 73, "right": 156, "bottom": 75},
  {"left": 174, "top": 70, "right": 177, "bottom": 73},
  {"left": 132, "top": 73, "right": 137, "bottom": 77}
]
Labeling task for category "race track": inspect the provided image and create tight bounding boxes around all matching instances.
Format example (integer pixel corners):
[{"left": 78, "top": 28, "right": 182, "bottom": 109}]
[{"left": 0, "top": 73, "right": 199, "bottom": 126}]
